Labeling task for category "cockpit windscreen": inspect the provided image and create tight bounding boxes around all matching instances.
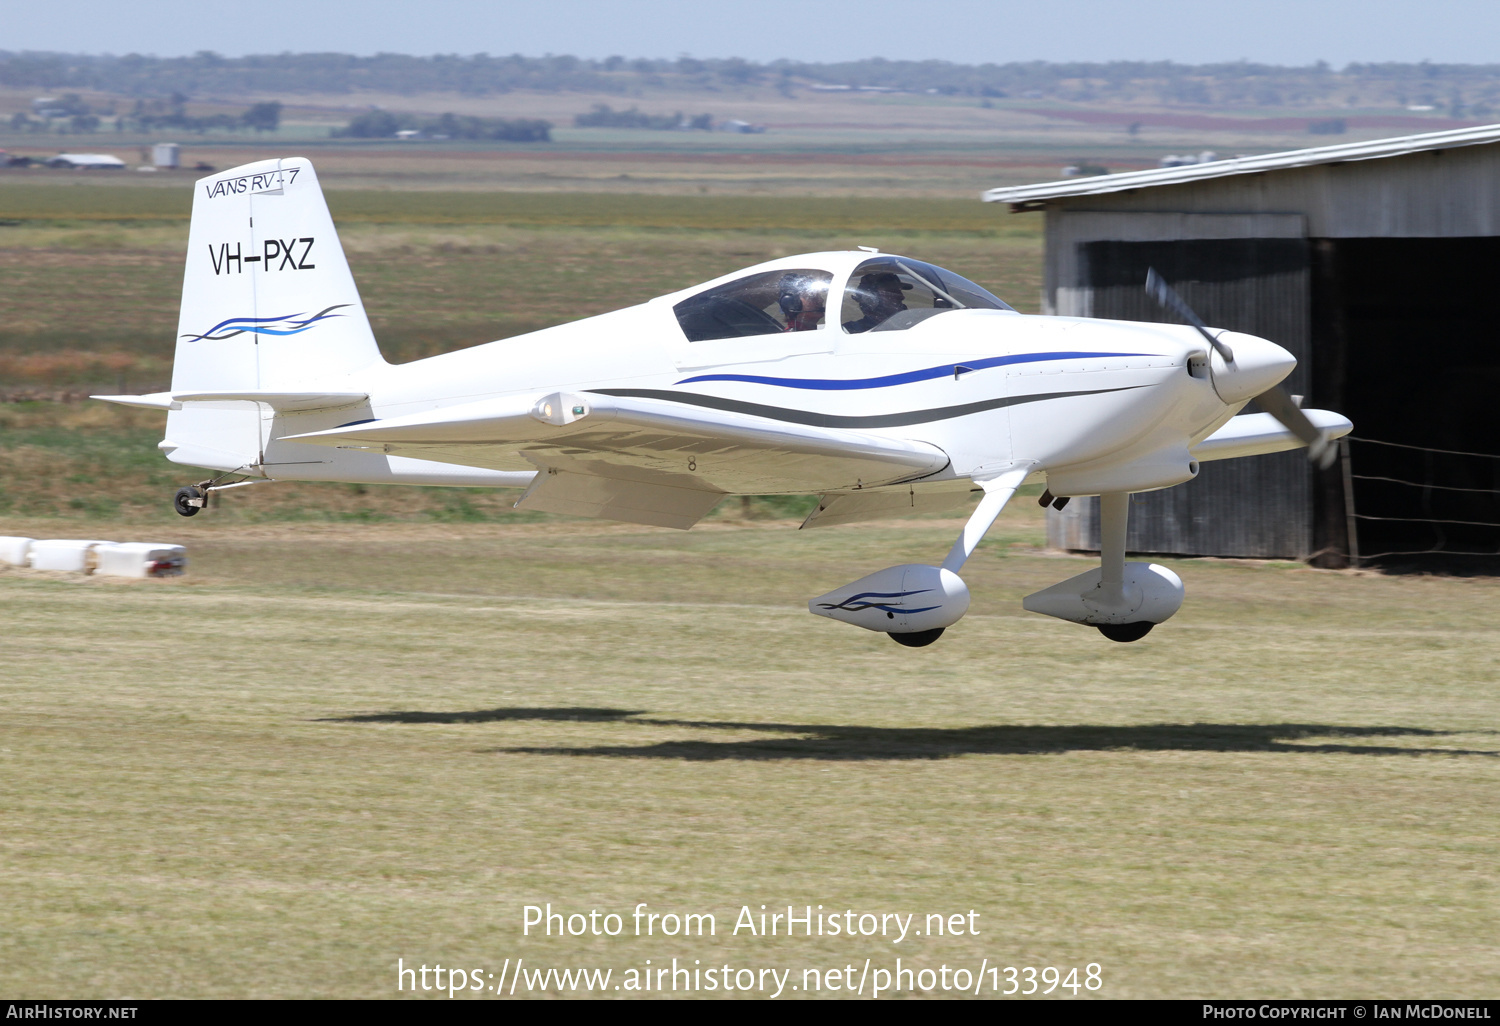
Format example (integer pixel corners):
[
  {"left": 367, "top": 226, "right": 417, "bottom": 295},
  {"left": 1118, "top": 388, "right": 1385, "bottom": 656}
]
[{"left": 840, "top": 258, "right": 1013, "bottom": 334}]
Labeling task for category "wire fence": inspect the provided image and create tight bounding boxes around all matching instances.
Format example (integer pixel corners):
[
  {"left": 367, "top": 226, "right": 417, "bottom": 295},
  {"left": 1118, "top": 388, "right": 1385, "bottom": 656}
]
[{"left": 1344, "top": 436, "right": 1500, "bottom": 562}]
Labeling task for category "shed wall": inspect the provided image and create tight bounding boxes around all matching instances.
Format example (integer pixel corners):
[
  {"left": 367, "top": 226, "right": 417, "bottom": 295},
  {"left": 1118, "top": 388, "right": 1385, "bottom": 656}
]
[
  {"left": 1040, "top": 144, "right": 1500, "bottom": 245},
  {"left": 1043, "top": 214, "right": 1314, "bottom": 558}
]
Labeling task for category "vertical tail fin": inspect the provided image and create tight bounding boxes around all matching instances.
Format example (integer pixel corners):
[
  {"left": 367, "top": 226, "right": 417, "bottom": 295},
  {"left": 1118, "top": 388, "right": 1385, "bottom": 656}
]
[
  {"left": 163, "top": 158, "right": 385, "bottom": 471},
  {"left": 172, "top": 157, "right": 385, "bottom": 393}
]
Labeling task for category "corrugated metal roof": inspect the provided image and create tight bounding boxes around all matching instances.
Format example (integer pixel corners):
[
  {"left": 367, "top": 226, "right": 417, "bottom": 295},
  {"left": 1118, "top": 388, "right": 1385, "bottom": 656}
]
[{"left": 982, "top": 123, "right": 1500, "bottom": 206}]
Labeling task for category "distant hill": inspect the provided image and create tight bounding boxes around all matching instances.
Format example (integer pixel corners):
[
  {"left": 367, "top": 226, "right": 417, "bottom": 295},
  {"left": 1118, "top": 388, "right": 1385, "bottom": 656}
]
[{"left": 1, "top": 51, "right": 1497, "bottom": 116}]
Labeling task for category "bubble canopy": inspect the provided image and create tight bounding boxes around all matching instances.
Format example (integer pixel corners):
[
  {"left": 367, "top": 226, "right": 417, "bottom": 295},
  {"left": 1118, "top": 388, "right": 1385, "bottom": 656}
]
[
  {"left": 671, "top": 255, "right": 1012, "bottom": 344},
  {"left": 839, "top": 256, "right": 1013, "bottom": 334}
]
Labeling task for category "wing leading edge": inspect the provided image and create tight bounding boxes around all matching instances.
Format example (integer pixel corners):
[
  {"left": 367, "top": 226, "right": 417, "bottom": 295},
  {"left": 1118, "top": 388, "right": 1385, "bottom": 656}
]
[{"left": 1192, "top": 409, "right": 1352, "bottom": 463}]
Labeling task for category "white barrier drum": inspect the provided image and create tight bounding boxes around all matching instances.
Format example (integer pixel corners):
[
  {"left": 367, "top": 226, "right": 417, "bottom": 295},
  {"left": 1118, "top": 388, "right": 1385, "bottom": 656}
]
[
  {"left": 0, "top": 536, "right": 35, "bottom": 567},
  {"left": 27, "top": 539, "right": 117, "bottom": 573},
  {"left": 95, "top": 543, "right": 187, "bottom": 578}
]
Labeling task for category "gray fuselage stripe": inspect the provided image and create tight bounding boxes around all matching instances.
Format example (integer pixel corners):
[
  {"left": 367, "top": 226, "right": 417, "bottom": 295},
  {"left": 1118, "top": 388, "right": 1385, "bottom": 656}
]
[{"left": 588, "top": 386, "right": 1146, "bottom": 429}]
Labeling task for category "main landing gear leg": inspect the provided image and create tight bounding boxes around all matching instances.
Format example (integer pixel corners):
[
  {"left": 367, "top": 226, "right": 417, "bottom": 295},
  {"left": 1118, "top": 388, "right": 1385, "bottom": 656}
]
[
  {"left": 1023, "top": 491, "right": 1183, "bottom": 639},
  {"left": 1094, "top": 492, "right": 1153, "bottom": 642},
  {"left": 882, "top": 466, "right": 1029, "bottom": 648},
  {"left": 808, "top": 466, "right": 1033, "bottom": 648}
]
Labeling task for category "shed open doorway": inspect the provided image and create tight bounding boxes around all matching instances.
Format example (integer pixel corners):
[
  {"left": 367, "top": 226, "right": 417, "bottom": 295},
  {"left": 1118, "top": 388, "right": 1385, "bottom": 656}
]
[{"left": 1316, "top": 237, "right": 1500, "bottom": 566}]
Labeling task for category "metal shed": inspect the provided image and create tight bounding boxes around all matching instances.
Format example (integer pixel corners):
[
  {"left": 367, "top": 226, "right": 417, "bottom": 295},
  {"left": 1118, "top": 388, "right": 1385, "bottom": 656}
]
[{"left": 983, "top": 125, "right": 1500, "bottom": 567}]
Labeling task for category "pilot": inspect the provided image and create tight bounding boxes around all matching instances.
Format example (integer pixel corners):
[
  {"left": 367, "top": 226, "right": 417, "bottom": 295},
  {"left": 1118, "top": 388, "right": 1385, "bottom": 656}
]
[
  {"left": 842, "top": 271, "right": 910, "bottom": 333},
  {"left": 778, "top": 272, "right": 827, "bottom": 332}
]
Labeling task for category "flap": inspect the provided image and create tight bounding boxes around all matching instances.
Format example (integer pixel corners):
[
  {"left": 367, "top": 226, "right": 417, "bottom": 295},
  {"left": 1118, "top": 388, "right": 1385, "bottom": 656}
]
[
  {"left": 517, "top": 468, "right": 724, "bottom": 530},
  {"left": 801, "top": 484, "right": 975, "bottom": 529},
  {"left": 1193, "top": 409, "right": 1352, "bottom": 462}
]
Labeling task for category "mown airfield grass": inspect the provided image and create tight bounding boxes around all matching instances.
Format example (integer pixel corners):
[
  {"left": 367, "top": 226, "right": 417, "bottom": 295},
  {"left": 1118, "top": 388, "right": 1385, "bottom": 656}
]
[
  {"left": 1, "top": 508, "right": 1498, "bottom": 999},
  {"left": 2, "top": 183, "right": 1499, "bottom": 999}
]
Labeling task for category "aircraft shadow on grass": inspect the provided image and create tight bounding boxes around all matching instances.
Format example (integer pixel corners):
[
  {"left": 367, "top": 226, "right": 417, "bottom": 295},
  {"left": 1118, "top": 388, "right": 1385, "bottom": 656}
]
[
  {"left": 320, "top": 707, "right": 645, "bottom": 724},
  {"left": 321, "top": 708, "right": 1499, "bottom": 761}
]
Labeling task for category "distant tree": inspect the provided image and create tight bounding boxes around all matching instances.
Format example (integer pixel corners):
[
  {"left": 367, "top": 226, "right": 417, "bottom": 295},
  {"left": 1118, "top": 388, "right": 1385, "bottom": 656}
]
[
  {"left": 718, "top": 58, "right": 758, "bottom": 86},
  {"left": 334, "top": 109, "right": 549, "bottom": 141},
  {"left": 12, "top": 50, "right": 1500, "bottom": 116},
  {"left": 338, "top": 109, "right": 402, "bottom": 137},
  {"left": 242, "top": 101, "right": 282, "bottom": 133},
  {"left": 575, "top": 103, "right": 707, "bottom": 130},
  {"left": 55, "top": 93, "right": 91, "bottom": 116}
]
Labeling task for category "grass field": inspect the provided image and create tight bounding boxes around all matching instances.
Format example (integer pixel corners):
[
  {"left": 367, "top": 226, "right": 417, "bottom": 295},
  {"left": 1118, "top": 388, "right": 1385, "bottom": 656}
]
[
  {"left": 1, "top": 510, "right": 1497, "bottom": 998},
  {"left": 3, "top": 173, "right": 1498, "bottom": 1000}
]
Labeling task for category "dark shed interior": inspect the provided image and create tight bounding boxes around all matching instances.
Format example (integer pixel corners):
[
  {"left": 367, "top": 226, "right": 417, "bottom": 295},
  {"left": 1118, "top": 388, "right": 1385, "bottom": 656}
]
[{"left": 1316, "top": 237, "right": 1500, "bottom": 563}]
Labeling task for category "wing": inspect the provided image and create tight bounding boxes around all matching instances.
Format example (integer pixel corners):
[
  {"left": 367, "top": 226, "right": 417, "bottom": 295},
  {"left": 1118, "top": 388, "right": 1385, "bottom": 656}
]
[
  {"left": 284, "top": 390, "right": 951, "bottom": 529},
  {"left": 1192, "top": 409, "right": 1352, "bottom": 463}
]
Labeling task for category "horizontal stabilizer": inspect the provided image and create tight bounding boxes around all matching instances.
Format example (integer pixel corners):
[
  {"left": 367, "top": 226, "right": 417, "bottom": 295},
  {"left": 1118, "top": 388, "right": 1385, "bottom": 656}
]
[
  {"left": 92, "top": 392, "right": 175, "bottom": 411},
  {"left": 95, "top": 391, "right": 368, "bottom": 413},
  {"left": 1192, "top": 409, "right": 1351, "bottom": 463}
]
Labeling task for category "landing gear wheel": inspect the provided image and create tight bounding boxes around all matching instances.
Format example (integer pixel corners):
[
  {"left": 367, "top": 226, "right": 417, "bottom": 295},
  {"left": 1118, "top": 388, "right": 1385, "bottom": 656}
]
[
  {"left": 173, "top": 486, "right": 204, "bottom": 517},
  {"left": 1097, "top": 621, "right": 1154, "bottom": 643},
  {"left": 889, "top": 627, "right": 945, "bottom": 648}
]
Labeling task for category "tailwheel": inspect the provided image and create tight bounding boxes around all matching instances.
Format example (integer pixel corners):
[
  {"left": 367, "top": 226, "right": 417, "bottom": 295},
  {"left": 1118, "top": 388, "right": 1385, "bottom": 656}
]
[
  {"left": 173, "top": 486, "right": 205, "bottom": 517},
  {"left": 1097, "top": 621, "right": 1154, "bottom": 643},
  {"left": 889, "top": 628, "right": 945, "bottom": 648}
]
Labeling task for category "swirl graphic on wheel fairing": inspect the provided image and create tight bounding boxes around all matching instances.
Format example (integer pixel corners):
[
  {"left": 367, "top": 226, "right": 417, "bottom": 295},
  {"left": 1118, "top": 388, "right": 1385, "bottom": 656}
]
[
  {"left": 817, "top": 589, "right": 941, "bottom": 615},
  {"left": 180, "top": 304, "right": 351, "bottom": 342}
]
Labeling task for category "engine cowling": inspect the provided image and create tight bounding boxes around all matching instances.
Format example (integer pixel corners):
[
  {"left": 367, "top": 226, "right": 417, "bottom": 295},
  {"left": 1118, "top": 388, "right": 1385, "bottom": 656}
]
[
  {"left": 809, "top": 564, "right": 970, "bottom": 635},
  {"left": 1046, "top": 448, "right": 1199, "bottom": 498}
]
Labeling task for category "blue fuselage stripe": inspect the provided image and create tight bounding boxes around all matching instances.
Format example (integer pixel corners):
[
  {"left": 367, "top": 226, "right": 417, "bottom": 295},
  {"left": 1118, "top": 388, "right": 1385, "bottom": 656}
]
[{"left": 676, "top": 351, "right": 1150, "bottom": 391}]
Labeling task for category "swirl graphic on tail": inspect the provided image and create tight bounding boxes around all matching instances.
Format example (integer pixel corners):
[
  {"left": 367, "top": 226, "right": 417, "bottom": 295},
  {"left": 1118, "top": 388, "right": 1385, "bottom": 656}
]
[{"left": 181, "top": 304, "right": 351, "bottom": 342}]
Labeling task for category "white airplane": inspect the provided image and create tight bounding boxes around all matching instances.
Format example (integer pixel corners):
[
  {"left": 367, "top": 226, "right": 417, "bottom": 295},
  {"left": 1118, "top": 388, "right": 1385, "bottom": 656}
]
[{"left": 97, "top": 157, "right": 1350, "bottom": 646}]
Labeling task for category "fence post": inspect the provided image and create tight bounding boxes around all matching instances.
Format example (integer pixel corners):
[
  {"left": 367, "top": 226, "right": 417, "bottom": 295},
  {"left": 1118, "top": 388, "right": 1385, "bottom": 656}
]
[{"left": 1340, "top": 437, "right": 1360, "bottom": 568}]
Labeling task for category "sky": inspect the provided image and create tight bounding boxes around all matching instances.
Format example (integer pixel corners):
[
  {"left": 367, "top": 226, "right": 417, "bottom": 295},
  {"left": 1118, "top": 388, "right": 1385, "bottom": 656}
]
[{"left": 8, "top": 0, "right": 1500, "bottom": 67}]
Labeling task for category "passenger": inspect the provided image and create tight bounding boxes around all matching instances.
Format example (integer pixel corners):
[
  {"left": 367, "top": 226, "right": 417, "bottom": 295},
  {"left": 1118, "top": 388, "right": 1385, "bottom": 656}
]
[
  {"left": 842, "top": 271, "right": 910, "bottom": 333},
  {"left": 778, "top": 272, "right": 827, "bottom": 332}
]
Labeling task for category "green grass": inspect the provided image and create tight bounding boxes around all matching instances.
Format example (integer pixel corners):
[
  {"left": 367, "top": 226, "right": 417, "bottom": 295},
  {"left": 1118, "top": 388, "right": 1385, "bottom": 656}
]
[{"left": 0, "top": 513, "right": 1496, "bottom": 998}]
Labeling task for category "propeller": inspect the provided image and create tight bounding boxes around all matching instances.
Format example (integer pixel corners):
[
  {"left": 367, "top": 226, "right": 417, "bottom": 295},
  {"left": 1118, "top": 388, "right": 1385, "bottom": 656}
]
[
  {"left": 1145, "top": 268, "right": 1336, "bottom": 470},
  {"left": 1145, "top": 268, "right": 1235, "bottom": 364}
]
